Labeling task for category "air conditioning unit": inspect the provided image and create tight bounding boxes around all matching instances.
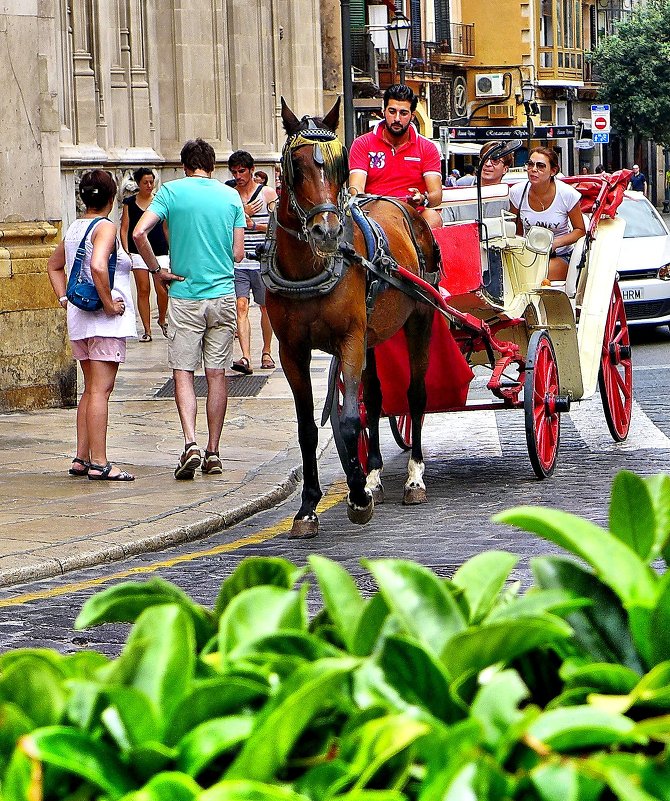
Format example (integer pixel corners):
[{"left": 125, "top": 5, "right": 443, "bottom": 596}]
[
  {"left": 475, "top": 73, "right": 505, "bottom": 98},
  {"left": 489, "top": 104, "right": 515, "bottom": 119}
]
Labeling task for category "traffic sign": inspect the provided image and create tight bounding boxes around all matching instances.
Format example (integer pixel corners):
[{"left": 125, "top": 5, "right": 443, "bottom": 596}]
[
  {"left": 593, "top": 116, "right": 608, "bottom": 130},
  {"left": 593, "top": 132, "right": 610, "bottom": 144},
  {"left": 590, "top": 104, "right": 611, "bottom": 136}
]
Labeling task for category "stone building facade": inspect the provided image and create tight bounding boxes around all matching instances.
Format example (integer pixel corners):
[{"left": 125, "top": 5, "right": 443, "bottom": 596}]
[{"left": 0, "top": 0, "right": 324, "bottom": 412}]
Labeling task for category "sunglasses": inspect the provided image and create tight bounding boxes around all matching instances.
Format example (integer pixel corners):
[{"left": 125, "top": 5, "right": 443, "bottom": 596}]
[{"left": 527, "top": 160, "right": 549, "bottom": 171}]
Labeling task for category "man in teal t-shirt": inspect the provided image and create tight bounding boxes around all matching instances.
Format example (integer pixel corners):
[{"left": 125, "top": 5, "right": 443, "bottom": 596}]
[{"left": 133, "top": 138, "right": 245, "bottom": 480}]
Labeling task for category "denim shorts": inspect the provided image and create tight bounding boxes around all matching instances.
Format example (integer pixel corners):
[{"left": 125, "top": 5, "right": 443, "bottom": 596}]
[{"left": 234, "top": 267, "right": 266, "bottom": 306}]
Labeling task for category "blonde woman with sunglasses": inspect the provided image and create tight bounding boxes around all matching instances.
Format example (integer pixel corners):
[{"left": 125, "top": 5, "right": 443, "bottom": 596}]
[{"left": 509, "top": 147, "right": 586, "bottom": 281}]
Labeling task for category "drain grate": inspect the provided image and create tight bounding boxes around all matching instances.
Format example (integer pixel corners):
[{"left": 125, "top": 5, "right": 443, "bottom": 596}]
[{"left": 154, "top": 374, "right": 269, "bottom": 399}]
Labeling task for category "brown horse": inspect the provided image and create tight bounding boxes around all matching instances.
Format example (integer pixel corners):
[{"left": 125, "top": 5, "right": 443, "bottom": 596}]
[{"left": 263, "top": 98, "right": 435, "bottom": 538}]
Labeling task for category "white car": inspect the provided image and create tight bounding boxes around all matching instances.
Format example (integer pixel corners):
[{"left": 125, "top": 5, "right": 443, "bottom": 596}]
[{"left": 615, "top": 192, "right": 670, "bottom": 328}]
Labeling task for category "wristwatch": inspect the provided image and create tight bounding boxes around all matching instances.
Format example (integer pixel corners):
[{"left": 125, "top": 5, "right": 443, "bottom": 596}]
[{"left": 149, "top": 265, "right": 161, "bottom": 274}]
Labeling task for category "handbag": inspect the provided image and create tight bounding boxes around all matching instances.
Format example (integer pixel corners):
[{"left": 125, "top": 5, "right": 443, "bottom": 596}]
[{"left": 66, "top": 217, "right": 117, "bottom": 311}]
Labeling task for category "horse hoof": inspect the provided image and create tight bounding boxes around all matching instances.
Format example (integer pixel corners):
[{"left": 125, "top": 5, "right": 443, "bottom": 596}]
[
  {"left": 288, "top": 518, "right": 319, "bottom": 539},
  {"left": 403, "top": 487, "right": 427, "bottom": 505},
  {"left": 371, "top": 485, "right": 385, "bottom": 504},
  {"left": 347, "top": 494, "right": 374, "bottom": 525}
]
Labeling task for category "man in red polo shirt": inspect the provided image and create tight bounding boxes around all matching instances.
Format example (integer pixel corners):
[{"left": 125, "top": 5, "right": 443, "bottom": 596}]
[{"left": 349, "top": 84, "right": 443, "bottom": 228}]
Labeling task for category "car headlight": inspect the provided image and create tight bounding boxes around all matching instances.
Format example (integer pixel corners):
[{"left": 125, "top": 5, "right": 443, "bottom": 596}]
[{"left": 659, "top": 263, "right": 670, "bottom": 280}]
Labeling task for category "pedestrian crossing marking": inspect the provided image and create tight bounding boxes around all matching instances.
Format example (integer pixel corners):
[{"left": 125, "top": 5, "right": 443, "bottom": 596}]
[{"left": 568, "top": 396, "right": 670, "bottom": 451}]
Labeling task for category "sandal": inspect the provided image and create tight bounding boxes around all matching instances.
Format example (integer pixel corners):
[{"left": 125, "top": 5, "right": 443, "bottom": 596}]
[
  {"left": 68, "top": 457, "right": 90, "bottom": 477},
  {"left": 88, "top": 462, "right": 135, "bottom": 481},
  {"left": 232, "top": 357, "right": 253, "bottom": 375},
  {"left": 139, "top": 333, "right": 152, "bottom": 343},
  {"left": 202, "top": 450, "right": 223, "bottom": 475},
  {"left": 159, "top": 322, "right": 168, "bottom": 338},
  {"left": 261, "top": 352, "right": 276, "bottom": 370},
  {"left": 175, "top": 442, "right": 201, "bottom": 480}
]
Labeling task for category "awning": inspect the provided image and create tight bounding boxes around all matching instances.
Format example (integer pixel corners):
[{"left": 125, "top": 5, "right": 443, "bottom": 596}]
[{"left": 433, "top": 140, "right": 483, "bottom": 157}]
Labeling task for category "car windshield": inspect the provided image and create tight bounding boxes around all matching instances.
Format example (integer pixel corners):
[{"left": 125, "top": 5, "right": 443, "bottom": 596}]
[{"left": 617, "top": 199, "right": 668, "bottom": 238}]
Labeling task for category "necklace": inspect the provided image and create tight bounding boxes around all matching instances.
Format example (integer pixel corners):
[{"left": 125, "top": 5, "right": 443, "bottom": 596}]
[{"left": 531, "top": 186, "right": 553, "bottom": 212}]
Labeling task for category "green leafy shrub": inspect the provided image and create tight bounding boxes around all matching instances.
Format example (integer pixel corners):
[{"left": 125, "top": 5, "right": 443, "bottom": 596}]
[{"left": 2, "top": 470, "right": 670, "bottom": 800}]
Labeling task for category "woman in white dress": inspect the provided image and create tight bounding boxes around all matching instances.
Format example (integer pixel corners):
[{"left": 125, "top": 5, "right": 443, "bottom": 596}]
[
  {"left": 47, "top": 170, "right": 137, "bottom": 480},
  {"left": 509, "top": 147, "right": 586, "bottom": 281}
]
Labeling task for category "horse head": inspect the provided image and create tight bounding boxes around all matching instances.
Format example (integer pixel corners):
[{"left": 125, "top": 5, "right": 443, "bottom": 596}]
[{"left": 280, "top": 97, "right": 347, "bottom": 257}]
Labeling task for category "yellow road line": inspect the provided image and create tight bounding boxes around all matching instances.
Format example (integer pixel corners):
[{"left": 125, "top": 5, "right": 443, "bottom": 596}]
[{"left": 0, "top": 481, "right": 347, "bottom": 609}]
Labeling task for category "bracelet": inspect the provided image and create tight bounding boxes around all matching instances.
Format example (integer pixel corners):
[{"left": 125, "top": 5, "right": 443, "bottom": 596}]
[
  {"left": 249, "top": 220, "right": 257, "bottom": 231},
  {"left": 58, "top": 296, "right": 67, "bottom": 303},
  {"left": 423, "top": 193, "right": 430, "bottom": 207},
  {"left": 149, "top": 266, "right": 161, "bottom": 274}
]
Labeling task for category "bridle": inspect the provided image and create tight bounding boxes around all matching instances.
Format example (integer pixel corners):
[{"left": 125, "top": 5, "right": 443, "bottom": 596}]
[{"left": 277, "top": 118, "right": 349, "bottom": 246}]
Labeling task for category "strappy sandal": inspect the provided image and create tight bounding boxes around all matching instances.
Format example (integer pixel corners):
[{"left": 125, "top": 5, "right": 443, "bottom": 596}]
[
  {"left": 232, "top": 357, "right": 253, "bottom": 375},
  {"left": 68, "top": 457, "right": 90, "bottom": 477},
  {"left": 174, "top": 442, "right": 201, "bottom": 480},
  {"left": 261, "top": 352, "right": 276, "bottom": 369},
  {"left": 88, "top": 462, "right": 135, "bottom": 481},
  {"left": 139, "top": 333, "right": 152, "bottom": 343},
  {"left": 158, "top": 321, "right": 168, "bottom": 338}
]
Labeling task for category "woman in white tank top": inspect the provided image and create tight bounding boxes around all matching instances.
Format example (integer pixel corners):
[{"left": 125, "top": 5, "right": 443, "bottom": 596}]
[
  {"left": 47, "top": 170, "right": 136, "bottom": 481},
  {"left": 509, "top": 146, "right": 586, "bottom": 281}
]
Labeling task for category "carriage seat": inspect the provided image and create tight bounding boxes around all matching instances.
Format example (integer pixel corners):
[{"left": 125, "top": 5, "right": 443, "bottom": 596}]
[{"left": 440, "top": 183, "right": 510, "bottom": 208}]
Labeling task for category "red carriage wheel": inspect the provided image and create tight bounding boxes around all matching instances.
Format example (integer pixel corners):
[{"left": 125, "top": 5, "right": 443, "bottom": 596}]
[
  {"left": 598, "top": 283, "right": 632, "bottom": 442},
  {"left": 328, "top": 357, "right": 369, "bottom": 473},
  {"left": 524, "top": 330, "right": 565, "bottom": 479},
  {"left": 388, "top": 414, "right": 426, "bottom": 451}
]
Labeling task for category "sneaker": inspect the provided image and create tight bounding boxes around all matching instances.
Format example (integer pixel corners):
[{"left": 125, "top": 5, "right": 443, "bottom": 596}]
[
  {"left": 174, "top": 443, "right": 201, "bottom": 480},
  {"left": 202, "top": 450, "right": 223, "bottom": 475}
]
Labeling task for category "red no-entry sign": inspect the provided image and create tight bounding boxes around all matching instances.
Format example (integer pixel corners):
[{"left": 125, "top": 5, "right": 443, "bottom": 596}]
[{"left": 594, "top": 116, "right": 608, "bottom": 130}]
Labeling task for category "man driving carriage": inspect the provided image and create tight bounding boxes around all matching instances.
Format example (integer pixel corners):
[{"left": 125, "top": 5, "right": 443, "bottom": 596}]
[{"left": 348, "top": 85, "right": 443, "bottom": 229}]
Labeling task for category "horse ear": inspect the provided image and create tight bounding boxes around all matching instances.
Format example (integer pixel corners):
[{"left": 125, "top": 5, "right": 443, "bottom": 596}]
[
  {"left": 321, "top": 97, "right": 341, "bottom": 132},
  {"left": 281, "top": 97, "right": 301, "bottom": 134}
]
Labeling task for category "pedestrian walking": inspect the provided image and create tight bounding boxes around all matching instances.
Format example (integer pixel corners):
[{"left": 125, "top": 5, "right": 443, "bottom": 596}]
[
  {"left": 132, "top": 138, "right": 245, "bottom": 480},
  {"left": 47, "top": 169, "right": 136, "bottom": 481},
  {"left": 628, "top": 164, "right": 647, "bottom": 195}
]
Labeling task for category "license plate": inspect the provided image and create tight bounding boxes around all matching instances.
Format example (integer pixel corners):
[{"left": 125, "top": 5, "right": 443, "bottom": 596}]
[{"left": 621, "top": 287, "right": 644, "bottom": 301}]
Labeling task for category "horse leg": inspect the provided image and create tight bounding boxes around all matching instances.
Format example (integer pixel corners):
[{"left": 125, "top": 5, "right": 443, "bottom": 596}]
[
  {"left": 338, "top": 344, "right": 374, "bottom": 525},
  {"left": 281, "top": 344, "right": 323, "bottom": 539},
  {"left": 402, "top": 310, "right": 432, "bottom": 505},
  {"left": 362, "top": 347, "right": 384, "bottom": 504}
]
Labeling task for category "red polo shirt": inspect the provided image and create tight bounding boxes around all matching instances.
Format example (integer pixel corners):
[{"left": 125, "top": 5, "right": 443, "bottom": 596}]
[{"left": 349, "top": 122, "right": 442, "bottom": 198}]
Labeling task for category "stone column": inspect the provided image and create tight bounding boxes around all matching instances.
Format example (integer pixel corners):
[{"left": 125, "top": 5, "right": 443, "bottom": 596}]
[{"left": 0, "top": 2, "right": 76, "bottom": 411}]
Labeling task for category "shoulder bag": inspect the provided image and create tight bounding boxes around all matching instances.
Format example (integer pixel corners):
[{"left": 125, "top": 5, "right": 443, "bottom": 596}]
[{"left": 66, "top": 217, "right": 117, "bottom": 312}]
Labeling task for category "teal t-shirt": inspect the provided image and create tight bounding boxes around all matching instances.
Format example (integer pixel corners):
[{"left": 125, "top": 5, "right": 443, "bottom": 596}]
[{"left": 149, "top": 177, "right": 245, "bottom": 300}]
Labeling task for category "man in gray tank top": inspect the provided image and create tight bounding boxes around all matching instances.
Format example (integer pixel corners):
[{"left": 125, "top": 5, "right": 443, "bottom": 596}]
[{"left": 227, "top": 150, "right": 278, "bottom": 373}]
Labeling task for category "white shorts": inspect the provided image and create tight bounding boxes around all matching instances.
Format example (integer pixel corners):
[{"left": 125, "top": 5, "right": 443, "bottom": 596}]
[{"left": 131, "top": 253, "right": 170, "bottom": 272}]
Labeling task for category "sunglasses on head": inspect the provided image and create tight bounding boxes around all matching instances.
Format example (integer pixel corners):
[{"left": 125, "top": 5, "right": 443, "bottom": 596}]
[{"left": 527, "top": 160, "right": 549, "bottom": 171}]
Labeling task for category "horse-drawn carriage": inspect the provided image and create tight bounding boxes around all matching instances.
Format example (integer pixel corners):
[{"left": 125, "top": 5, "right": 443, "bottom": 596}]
[{"left": 263, "top": 99, "right": 633, "bottom": 538}]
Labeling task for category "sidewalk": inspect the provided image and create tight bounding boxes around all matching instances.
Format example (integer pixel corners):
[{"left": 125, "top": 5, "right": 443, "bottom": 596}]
[{"left": 0, "top": 306, "right": 332, "bottom": 587}]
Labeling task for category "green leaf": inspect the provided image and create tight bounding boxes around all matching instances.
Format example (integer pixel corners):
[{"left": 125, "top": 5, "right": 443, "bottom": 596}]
[
  {"left": 200, "top": 780, "right": 312, "bottom": 801},
  {"left": 650, "top": 574, "right": 670, "bottom": 666},
  {"left": 364, "top": 559, "right": 466, "bottom": 656},
  {"left": 486, "top": 588, "right": 588, "bottom": 622},
  {"left": 19, "top": 726, "right": 135, "bottom": 799},
  {"left": 232, "top": 630, "right": 343, "bottom": 663},
  {"left": 129, "top": 742, "right": 178, "bottom": 781},
  {"left": 350, "top": 593, "right": 390, "bottom": 657},
  {"left": 176, "top": 715, "right": 254, "bottom": 777},
  {"left": 527, "top": 706, "right": 643, "bottom": 751},
  {"left": 531, "top": 556, "right": 645, "bottom": 672},
  {"left": 441, "top": 615, "right": 572, "bottom": 680},
  {"left": 530, "top": 763, "right": 580, "bottom": 801},
  {"left": 293, "top": 760, "right": 352, "bottom": 800},
  {"left": 2, "top": 747, "right": 35, "bottom": 801},
  {"left": 0, "top": 702, "right": 33, "bottom": 763},
  {"left": 225, "top": 657, "right": 358, "bottom": 782},
  {"left": 0, "top": 656, "right": 67, "bottom": 727},
  {"left": 340, "top": 714, "right": 429, "bottom": 790},
  {"left": 214, "top": 557, "right": 306, "bottom": 618},
  {"left": 378, "top": 635, "right": 460, "bottom": 723},
  {"left": 451, "top": 551, "right": 518, "bottom": 623},
  {"left": 560, "top": 662, "right": 640, "bottom": 695},
  {"left": 100, "top": 686, "right": 162, "bottom": 749},
  {"left": 103, "top": 604, "right": 196, "bottom": 727},
  {"left": 309, "top": 555, "right": 365, "bottom": 652},
  {"left": 166, "top": 676, "right": 269, "bottom": 746},
  {"left": 645, "top": 473, "right": 670, "bottom": 559},
  {"left": 494, "top": 506, "right": 658, "bottom": 608},
  {"left": 470, "top": 669, "right": 528, "bottom": 751},
  {"left": 218, "top": 586, "right": 307, "bottom": 658},
  {"left": 609, "top": 471, "right": 656, "bottom": 560},
  {"left": 119, "top": 772, "right": 201, "bottom": 801},
  {"left": 61, "top": 650, "right": 110, "bottom": 678},
  {"left": 75, "top": 578, "right": 215, "bottom": 647}
]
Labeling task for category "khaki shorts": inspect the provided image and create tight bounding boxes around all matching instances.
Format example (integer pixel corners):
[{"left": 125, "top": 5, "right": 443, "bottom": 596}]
[{"left": 167, "top": 295, "right": 236, "bottom": 371}]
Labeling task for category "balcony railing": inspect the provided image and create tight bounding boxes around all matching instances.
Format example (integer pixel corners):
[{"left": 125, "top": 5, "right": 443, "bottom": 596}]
[{"left": 537, "top": 47, "right": 583, "bottom": 82}]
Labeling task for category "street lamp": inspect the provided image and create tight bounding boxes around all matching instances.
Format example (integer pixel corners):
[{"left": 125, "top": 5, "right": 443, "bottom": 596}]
[
  {"left": 387, "top": 13, "right": 412, "bottom": 85},
  {"left": 521, "top": 80, "right": 536, "bottom": 157}
]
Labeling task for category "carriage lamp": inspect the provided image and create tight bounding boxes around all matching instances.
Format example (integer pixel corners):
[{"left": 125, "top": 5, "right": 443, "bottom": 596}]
[
  {"left": 526, "top": 225, "right": 553, "bottom": 255},
  {"left": 658, "top": 263, "right": 670, "bottom": 280},
  {"left": 387, "top": 13, "right": 412, "bottom": 84}
]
